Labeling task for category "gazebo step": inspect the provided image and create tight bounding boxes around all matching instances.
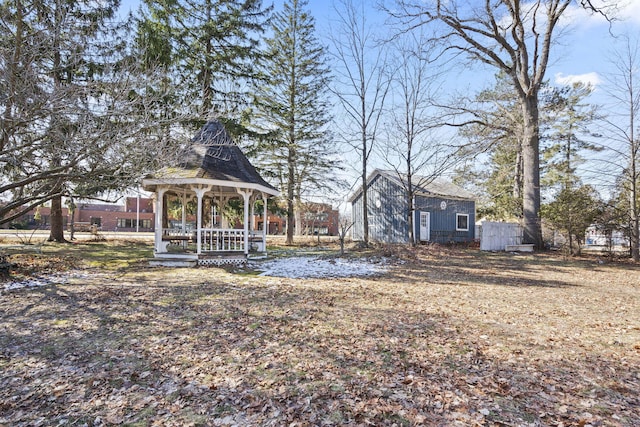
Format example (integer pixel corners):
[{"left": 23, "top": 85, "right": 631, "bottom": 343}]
[{"left": 148, "top": 258, "right": 198, "bottom": 268}]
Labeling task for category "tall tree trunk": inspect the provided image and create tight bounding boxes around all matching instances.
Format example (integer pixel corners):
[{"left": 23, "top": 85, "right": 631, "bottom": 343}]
[
  {"left": 521, "top": 95, "right": 543, "bottom": 249},
  {"left": 361, "top": 122, "right": 369, "bottom": 244},
  {"left": 48, "top": 195, "right": 65, "bottom": 242},
  {"left": 630, "top": 138, "right": 639, "bottom": 261},
  {"left": 68, "top": 198, "right": 76, "bottom": 240},
  {"left": 407, "top": 163, "right": 415, "bottom": 246},
  {"left": 361, "top": 165, "right": 368, "bottom": 245},
  {"left": 513, "top": 145, "right": 523, "bottom": 215},
  {"left": 286, "top": 147, "right": 295, "bottom": 245},
  {"left": 361, "top": 61, "right": 369, "bottom": 245},
  {"left": 630, "top": 72, "right": 639, "bottom": 261},
  {"left": 202, "top": 0, "right": 213, "bottom": 116},
  {"left": 568, "top": 225, "right": 574, "bottom": 256},
  {"left": 48, "top": 2, "right": 65, "bottom": 243},
  {"left": 408, "top": 191, "right": 415, "bottom": 246}
]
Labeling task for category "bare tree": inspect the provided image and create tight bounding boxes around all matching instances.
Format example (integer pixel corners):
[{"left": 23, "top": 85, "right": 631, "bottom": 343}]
[
  {"left": 600, "top": 34, "right": 640, "bottom": 260},
  {"left": 381, "top": 30, "right": 462, "bottom": 245},
  {"left": 337, "top": 212, "right": 354, "bottom": 256},
  {"left": 389, "top": 0, "right": 614, "bottom": 249},
  {"left": 0, "top": 1, "right": 182, "bottom": 235},
  {"left": 330, "top": 196, "right": 354, "bottom": 256},
  {"left": 329, "top": 0, "right": 391, "bottom": 245}
]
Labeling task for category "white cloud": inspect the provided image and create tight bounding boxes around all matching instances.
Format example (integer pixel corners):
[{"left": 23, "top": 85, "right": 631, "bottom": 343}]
[
  {"left": 554, "top": 72, "right": 601, "bottom": 87},
  {"left": 562, "top": 0, "right": 640, "bottom": 28},
  {"left": 562, "top": 3, "right": 608, "bottom": 29},
  {"left": 615, "top": 0, "right": 640, "bottom": 24}
]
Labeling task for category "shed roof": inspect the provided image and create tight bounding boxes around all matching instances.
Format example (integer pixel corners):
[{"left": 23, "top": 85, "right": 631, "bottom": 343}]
[
  {"left": 142, "top": 120, "right": 278, "bottom": 195},
  {"left": 349, "top": 169, "right": 475, "bottom": 202}
]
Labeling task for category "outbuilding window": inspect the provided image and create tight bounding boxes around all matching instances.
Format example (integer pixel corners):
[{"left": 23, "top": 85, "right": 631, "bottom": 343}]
[{"left": 456, "top": 213, "right": 469, "bottom": 231}]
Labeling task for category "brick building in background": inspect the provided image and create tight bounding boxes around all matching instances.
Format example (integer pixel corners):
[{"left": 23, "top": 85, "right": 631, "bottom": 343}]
[
  {"left": 3, "top": 197, "right": 155, "bottom": 232},
  {"left": 4, "top": 198, "right": 340, "bottom": 236},
  {"left": 72, "top": 197, "right": 155, "bottom": 231},
  {"left": 253, "top": 203, "right": 339, "bottom": 236},
  {"left": 300, "top": 202, "right": 339, "bottom": 236}
]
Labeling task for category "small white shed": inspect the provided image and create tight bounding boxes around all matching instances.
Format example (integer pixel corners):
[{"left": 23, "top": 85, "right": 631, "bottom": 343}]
[{"left": 479, "top": 221, "right": 525, "bottom": 251}]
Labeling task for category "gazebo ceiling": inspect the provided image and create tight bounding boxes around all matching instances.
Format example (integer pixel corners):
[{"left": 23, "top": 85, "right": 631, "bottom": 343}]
[
  {"left": 142, "top": 119, "right": 279, "bottom": 197},
  {"left": 145, "top": 179, "right": 269, "bottom": 200}
]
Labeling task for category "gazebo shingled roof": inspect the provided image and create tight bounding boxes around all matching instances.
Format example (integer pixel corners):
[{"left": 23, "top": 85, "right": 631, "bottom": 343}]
[{"left": 148, "top": 119, "right": 277, "bottom": 193}]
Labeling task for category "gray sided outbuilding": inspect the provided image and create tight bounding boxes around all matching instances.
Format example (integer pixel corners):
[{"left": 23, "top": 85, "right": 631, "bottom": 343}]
[{"left": 350, "top": 170, "right": 475, "bottom": 244}]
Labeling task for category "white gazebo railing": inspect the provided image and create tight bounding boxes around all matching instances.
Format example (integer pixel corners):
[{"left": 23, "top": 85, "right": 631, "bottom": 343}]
[
  {"left": 162, "top": 227, "right": 192, "bottom": 238},
  {"left": 160, "top": 227, "right": 250, "bottom": 253},
  {"left": 146, "top": 180, "right": 274, "bottom": 260},
  {"left": 160, "top": 227, "right": 192, "bottom": 251},
  {"left": 200, "top": 228, "right": 245, "bottom": 252}
]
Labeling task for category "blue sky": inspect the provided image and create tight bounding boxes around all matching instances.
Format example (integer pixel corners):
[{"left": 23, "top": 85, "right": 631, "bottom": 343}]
[
  {"left": 120, "top": 0, "right": 640, "bottom": 199},
  {"left": 119, "top": 0, "right": 640, "bottom": 89}
]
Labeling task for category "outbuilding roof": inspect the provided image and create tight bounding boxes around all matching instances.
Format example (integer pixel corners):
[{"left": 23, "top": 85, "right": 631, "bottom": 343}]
[{"left": 349, "top": 169, "right": 475, "bottom": 202}]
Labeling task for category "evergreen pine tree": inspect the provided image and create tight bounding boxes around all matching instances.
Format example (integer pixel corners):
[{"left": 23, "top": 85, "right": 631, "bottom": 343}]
[
  {"left": 137, "top": 0, "right": 271, "bottom": 123},
  {"left": 540, "top": 82, "right": 601, "bottom": 193},
  {"left": 1, "top": 0, "right": 127, "bottom": 240},
  {"left": 252, "top": 0, "right": 334, "bottom": 244},
  {"left": 455, "top": 72, "right": 525, "bottom": 221}
]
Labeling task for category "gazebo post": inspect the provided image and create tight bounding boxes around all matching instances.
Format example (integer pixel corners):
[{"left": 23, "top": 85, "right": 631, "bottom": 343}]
[
  {"left": 181, "top": 190, "right": 187, "bottom": 236},
  {"left": 194, "top": 187, "right": 208, "bottom": 255},
  {"left": 154, "top": 188, "right": 167, "bottom": 253},
  {"left": 250, "top": 195, "right": 256, "bottom": 232},
  {"left": 220, "top": 196, "right": 228, "bottom": 228},
  {"left": 238, "top": 189, "right": 252, "bottom": 255},
  {"left": 262, "top": 192, "right": 268, "bottom": 254}
]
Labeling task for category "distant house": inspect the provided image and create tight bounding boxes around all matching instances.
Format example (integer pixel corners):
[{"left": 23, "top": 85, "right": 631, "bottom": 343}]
[
  {"left": 300, "top": 202, "right": 340, "bottom": 236},
  {"left": 584, "top": 225, "right": 628, "bottom": 248},
  {"left": 252, "top": 202, "right": 338, "bottom": 236},
  {"left": 349, "top": 169, "right": 476, "bottom": 244}
]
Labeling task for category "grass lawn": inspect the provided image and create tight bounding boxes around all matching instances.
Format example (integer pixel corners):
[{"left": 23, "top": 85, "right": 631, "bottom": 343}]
[{"left": 1, "top": 241, "right": 639, "bottom": 426}]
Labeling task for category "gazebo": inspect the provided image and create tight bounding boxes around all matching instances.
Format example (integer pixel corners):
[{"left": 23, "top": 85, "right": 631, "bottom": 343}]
[{"left": 142, "top": 119, "right": 279, "bottom": 266}]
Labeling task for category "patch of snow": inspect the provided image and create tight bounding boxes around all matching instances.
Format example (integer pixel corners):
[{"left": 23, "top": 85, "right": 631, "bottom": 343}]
[
  {"left": 2, "top": 271, "right": 89, "bottom": 291},
  {"left": 253, "top": 256, "right": 387, "bottom": 279}
]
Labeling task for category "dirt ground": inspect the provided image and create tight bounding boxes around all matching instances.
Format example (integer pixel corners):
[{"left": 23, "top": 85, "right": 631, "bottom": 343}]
[{"left": 1, "top": 244, "right": 639, "bottom": 426}]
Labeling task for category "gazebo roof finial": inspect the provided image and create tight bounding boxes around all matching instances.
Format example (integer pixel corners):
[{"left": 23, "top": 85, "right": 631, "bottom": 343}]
[
  {"left": 191, "top": 118, "right": 236, "bottom": 147},
  {"left": 206, "top": 110, "right": 220, "bottom": 122}
]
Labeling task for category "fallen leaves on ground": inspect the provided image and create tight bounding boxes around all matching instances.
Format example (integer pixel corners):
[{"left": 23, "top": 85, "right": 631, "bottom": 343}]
[{"left": 1, "top": 246, "right": 639, "bottom": 426}]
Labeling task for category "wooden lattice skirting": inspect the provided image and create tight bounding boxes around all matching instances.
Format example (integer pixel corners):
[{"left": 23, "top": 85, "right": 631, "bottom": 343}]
[{"left": 198, "top": 257, "right": 246, "bottom": 267}]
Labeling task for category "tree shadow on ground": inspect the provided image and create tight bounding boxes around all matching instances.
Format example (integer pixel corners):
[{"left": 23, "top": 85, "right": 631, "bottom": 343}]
[{"left": 1, "top": 253, "right": 639, "bottom": 426}]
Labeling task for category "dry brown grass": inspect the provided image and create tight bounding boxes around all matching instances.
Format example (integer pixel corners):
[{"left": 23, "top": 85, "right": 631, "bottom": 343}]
[{"left": 1, "top": 244, "right": 639, "bottom": 426}]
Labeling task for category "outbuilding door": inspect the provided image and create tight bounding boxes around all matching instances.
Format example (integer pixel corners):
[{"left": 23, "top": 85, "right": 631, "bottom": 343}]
[{"left": 419, "top": 211, "right": 430, "bottom": 242}]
